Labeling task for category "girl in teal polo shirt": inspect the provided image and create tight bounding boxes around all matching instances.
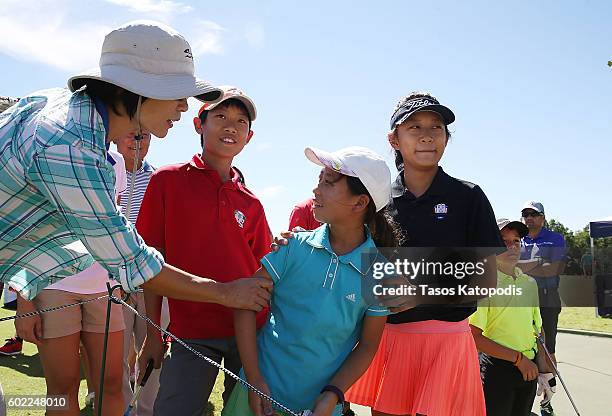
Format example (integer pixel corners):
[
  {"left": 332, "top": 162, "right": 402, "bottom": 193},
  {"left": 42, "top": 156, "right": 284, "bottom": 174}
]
[{"left": 222, "top": 147, "right": 400, "bottom": 416}]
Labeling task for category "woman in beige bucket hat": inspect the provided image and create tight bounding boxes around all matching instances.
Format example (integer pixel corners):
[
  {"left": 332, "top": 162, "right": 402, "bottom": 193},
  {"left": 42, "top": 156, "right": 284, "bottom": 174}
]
[{"left": 0, "top": 20, "right": 272, "bottom": 357}]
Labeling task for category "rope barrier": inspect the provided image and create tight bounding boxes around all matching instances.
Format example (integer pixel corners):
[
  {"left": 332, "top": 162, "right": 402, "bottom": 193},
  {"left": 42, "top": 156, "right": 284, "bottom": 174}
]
[
  {"left": 114, "top": 292, "right": 304, "bottom": 416},
  {"left": 2, "top": 286, "right": 309, "bottom": 416},
  {"left": 0, "top": 294, "right": 109, "bottom": 323}
]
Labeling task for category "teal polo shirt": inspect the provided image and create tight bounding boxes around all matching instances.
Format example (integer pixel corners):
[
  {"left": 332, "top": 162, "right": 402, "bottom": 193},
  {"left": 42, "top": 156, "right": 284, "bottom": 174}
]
[{"left": 256, "top": 224, "right": 389, "bottom": 414}]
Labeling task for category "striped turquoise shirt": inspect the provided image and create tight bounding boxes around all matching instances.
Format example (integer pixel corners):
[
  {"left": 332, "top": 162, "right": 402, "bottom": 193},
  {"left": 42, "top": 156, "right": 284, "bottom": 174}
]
[{"left": 0, "top": 88, "right": 164, "bottom": 300}]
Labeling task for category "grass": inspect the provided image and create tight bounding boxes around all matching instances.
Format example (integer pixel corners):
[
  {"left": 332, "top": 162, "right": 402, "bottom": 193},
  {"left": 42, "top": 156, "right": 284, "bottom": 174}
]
[
  {"left": 558, "top": 307, "right": 612, "bottom": 333},
  {"left": 0, "top": 294, "right": 225, "bottom": 415}
]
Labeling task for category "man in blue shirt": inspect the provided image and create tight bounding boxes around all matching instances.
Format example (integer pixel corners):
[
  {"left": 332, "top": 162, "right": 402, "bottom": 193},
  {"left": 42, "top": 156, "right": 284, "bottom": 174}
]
[{"left": 517, "top": 201, "right": 565, "bottom": 416}]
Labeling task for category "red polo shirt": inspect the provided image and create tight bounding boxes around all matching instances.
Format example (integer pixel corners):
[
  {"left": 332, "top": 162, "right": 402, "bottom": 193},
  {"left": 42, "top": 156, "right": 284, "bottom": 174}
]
[
  {"left": 288, "top": 198, "right": 322, "bottom": 231},
  {"left": 136, "top": 154, "right": 272, "bottom": 339}
]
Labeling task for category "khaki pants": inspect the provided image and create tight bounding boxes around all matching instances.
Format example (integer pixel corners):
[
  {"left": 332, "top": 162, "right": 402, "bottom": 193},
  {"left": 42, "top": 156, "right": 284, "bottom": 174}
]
[
  {"left": 32, "top": 290, "right": 124, "bottom": 338},
  {"left": 122, "top": 292, "right": 169, "bottom": 416}
]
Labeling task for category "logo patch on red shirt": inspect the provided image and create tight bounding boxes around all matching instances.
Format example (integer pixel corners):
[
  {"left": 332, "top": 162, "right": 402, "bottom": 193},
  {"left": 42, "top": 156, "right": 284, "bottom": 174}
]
[{"left": 234, "top": 210, "right": 246, "bottom": 228}]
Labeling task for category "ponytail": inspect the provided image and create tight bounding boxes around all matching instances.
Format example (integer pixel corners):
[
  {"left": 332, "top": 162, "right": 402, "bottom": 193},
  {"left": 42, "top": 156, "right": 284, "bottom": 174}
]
[
  {"left": 346, "top": 176, "right": 402, "bottom": 247},
  {"left": 394, "top": 149, "right": 404, "bottom": 171},
  {"left": 365, "top": 203, "right": 402, "bottom": 247}
]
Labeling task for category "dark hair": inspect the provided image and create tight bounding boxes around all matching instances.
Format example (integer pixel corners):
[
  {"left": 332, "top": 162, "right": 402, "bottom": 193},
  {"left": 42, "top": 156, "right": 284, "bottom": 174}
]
[
  {"left": 345, "top": 176, "right": 401, "bottom": 247},
  {"left": 80, "top": 79, "right": 147, "bottom": 119},
  {"left": 232, "top": 165, "right": 246, "bottom": 185},
  {"left": 199, "top": 98, "right": 252, "bottom": 148},
  {"left": 391, "top": 91, "right": 452, "bottom": 171}
]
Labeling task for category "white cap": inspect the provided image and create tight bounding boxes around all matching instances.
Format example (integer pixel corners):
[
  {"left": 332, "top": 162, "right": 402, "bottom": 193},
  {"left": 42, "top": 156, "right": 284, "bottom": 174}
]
[
  {"left": 197, "top": 85, "right": 257, "bottom": 121},
  {"left": 68, "top": 20, "right": 222, "bottom": 103},
  {"left": 305, "top": 146, "right": 391, "bottom": 212},
  {"left": 522, "top": 201, "right": 545, "bottom": 215},
  {"left": 497, "top": 218, "right": 528, "bottom": 238}
]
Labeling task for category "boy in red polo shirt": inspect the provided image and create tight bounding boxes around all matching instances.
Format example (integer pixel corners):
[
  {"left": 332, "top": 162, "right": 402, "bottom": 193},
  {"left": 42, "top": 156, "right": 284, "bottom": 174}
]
[{"left": 136, "top": 86, "right": 272, "bottom": 416}]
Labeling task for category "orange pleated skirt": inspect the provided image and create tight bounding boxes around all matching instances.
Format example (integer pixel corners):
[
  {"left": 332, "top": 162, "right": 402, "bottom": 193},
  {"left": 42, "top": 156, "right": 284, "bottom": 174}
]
[{"left": 346, "top": 320, "right": 485, "bottom": 416}]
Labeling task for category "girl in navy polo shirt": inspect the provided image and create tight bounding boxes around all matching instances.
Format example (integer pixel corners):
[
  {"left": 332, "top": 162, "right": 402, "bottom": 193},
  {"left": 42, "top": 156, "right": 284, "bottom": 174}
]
[
  {"left": 223, "top": 147, "right": 400, "bottom": 416},
  {"left": 346, "top": 93, "right": 502, "bottom": 416}
]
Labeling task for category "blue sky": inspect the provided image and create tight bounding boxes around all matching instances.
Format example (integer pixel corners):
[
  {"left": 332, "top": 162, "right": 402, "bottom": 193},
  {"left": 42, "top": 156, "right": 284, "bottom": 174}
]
[{"left": 1, "top": 0, "right": 611, "bottom": 234}]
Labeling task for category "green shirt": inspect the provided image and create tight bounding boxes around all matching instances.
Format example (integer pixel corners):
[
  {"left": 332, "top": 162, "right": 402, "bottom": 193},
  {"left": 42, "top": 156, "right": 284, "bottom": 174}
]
[{"left": 469, "top": 268, "right": 542, "bottom": 359}]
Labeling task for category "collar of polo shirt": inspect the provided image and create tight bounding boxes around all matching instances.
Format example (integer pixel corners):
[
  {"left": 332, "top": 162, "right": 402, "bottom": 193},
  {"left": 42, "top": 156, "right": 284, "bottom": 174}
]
[
  {"left": 304, "top": 224, "right": 378, "bottom": 276},
  {"left": 188, "top": 154, "right": 246, "bottom": 189},
  {"left": 392, "top": 167, "right": 451, "bottom": 199}
]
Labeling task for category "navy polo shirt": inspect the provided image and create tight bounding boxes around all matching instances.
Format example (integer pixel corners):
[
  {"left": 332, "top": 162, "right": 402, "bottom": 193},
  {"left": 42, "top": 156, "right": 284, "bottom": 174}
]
[
  {"left": 386, "top": 167, "right": 504, "bottom": 323},
  {"left": 520, "top": 228, "right": 566, "bottom": 289}
]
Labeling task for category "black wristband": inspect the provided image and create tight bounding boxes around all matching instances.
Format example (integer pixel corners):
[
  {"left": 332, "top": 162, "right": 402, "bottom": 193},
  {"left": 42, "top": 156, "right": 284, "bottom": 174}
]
[{"left": 320, "top": 385, "right": 345, "bottom": 405}]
